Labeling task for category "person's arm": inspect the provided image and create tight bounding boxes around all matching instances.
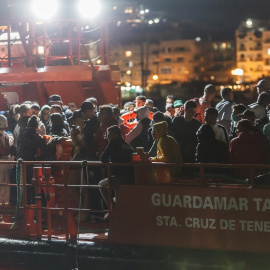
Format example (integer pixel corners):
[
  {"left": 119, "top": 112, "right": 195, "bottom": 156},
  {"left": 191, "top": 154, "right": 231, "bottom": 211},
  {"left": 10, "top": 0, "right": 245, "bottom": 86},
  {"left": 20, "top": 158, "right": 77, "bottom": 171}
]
[
  {"left": 125, "top": 123, "right": 143, "bottom": 143},
  {"left": 100, "top": 141, "right": 113, "bottom": 163}
]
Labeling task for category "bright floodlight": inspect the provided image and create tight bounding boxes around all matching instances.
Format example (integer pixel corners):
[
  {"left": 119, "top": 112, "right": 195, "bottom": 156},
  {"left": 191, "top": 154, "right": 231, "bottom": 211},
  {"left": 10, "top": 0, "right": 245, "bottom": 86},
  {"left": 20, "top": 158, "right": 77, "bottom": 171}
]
[
  {"left": 32, "top": 0, "right": 58, "bottom": 19},
  {"left": 78, "top": 0, "right": 101, "bottom": 18},
  {"left": 246, "top": 19, "right": 253, "bottom": 27}
]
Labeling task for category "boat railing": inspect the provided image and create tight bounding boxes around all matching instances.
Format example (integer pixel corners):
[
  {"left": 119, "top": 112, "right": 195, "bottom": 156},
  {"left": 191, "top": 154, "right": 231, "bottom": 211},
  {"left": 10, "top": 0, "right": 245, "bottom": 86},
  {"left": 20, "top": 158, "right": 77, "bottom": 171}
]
[{"left": 0, "top": 160, "right": 269, "bottom": 243}]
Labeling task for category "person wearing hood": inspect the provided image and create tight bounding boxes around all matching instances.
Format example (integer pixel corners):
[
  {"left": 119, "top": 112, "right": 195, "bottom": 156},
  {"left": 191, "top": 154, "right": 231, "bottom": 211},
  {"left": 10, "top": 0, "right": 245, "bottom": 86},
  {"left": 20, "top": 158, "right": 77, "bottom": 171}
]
[
  {"left": 150, "top": 121, "right": 182, "bottom": 182},
  {"left": 196, "top": 124, "right": 228, "bottom": 164},
  {"left": 40, "top": 105, "right": 51, "bottom": 134},
  {"left": 17, "top": 116, "right": 46, "bottom": 204},
  {"left": 13, "top": 104, "right": 32, "bottom": 149},
  {"left": 125, "top": 105, "right": 151, "bottom": 150},
  {"left": 49, "top": 113, "right": 69, "bottom": 137}
]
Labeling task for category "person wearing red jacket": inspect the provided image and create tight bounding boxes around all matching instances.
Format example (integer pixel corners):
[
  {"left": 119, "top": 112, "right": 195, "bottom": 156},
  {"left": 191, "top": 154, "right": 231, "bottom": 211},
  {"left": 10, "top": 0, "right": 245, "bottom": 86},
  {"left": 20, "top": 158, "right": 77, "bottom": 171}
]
[{"left": 230, "top": 119, "right": 268, "bottom": 178}]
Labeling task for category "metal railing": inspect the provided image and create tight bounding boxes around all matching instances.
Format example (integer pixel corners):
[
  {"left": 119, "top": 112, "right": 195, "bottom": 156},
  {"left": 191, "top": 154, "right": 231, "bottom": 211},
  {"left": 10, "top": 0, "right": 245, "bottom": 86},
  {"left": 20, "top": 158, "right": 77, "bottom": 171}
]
[{"left": 0, "top": 160, "right": 269, "bottom": 243}]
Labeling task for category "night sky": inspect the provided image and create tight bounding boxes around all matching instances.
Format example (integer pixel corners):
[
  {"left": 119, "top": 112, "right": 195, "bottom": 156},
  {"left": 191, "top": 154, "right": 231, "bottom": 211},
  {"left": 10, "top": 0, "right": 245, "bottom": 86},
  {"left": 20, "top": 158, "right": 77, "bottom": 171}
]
[
  {"left": 141, "top": 0, "right": 270, "bottom": 23},
  {"left": 135, "top": 0, "right": 270, "bottom": 39}
]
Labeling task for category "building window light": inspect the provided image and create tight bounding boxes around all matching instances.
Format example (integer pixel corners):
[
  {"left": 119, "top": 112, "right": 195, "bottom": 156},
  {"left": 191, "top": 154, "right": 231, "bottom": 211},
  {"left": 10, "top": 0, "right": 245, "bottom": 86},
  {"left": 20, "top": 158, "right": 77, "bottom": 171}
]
[{"left": 125, "top": 51, "right": 132, "bottom": 57}]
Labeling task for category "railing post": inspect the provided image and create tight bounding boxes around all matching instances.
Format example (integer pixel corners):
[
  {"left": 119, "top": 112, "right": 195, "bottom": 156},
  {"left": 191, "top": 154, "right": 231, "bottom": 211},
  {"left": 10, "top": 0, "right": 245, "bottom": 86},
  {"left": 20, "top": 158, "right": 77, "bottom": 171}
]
[{"left": 108, "top": 164, "right": 113, "bottom": 214}]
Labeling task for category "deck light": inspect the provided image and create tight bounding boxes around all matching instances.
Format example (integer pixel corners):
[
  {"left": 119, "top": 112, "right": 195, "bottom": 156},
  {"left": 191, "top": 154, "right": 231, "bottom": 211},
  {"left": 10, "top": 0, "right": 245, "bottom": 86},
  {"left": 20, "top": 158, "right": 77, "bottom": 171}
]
[
  {"left": 37, "top": 46, "right": 45, "bottom": 55},
  {"left": 78, "top": 0, "right": 101, "bottom": 18},
  {"left": 32, "top": 0, "right": 58, "bottom": 19}
]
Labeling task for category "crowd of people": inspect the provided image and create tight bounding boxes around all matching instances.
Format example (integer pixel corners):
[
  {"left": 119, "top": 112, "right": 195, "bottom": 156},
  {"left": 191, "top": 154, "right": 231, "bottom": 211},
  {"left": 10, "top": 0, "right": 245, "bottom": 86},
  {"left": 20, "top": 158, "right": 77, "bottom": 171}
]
[{"left": 0, "top": 79, "right": 270, "bottom": 219}]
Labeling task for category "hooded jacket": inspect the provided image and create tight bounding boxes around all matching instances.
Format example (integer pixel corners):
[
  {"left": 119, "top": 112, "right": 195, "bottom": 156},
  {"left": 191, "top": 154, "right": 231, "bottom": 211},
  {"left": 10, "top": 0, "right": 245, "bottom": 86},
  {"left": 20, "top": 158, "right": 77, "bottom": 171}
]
[
  {"left": 196, "top": 124, "right": 228, "bottom": 164},
  {"left": 151, "top": 121, "right": 183, "bottom": 163},
  {"left": 125, "top": 106, "right": 151, "bottom": 150},
  {"left": 40, "top": 105, "right": 51, "bottom": 134},
  {"left": 50, "top": 113, "right": 68, "bottom": 137}
]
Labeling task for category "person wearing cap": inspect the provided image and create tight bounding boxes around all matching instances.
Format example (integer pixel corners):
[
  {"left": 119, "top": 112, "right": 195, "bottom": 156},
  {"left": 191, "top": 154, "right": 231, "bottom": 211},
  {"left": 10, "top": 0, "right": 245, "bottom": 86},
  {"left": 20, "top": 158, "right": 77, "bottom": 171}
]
[
  {"left": 78, "top": 101, "right": 100, "bottom": 160},
  {"left": 199, "top": 84, "right": 216, "bottom": 124},
  {"left": 173, "top": 100, "right": 184, "bottom": 117},
  {"left": 48, "top": 94, "right": 72, "bottom": 124},
  {"left": 69, "top": 110, "right": 84, "bottom": 130},
  {"left": 215, "top": 87, "right": 235, "bottom": 133},
  {"left": 229, "top": 103, "right": 247, "bottom": 141},
  {"left": 248, "top": 92, "right": 270, "bottom": 121},
  {"left": 172, "top": 100, "right": 201, "bottom": 163},
  {"left": 238, "top": 109, "right": 256, "bottom": 126},
  {"left": 254, "top": 79, "right": 270, "bottom": 95}
]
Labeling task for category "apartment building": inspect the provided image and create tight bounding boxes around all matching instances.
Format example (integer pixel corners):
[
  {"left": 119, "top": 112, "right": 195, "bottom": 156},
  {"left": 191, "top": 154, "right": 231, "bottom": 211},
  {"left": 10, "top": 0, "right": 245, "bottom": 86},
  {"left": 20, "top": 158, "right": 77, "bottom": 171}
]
[{"left": 235, "top": 19, "right": 270, "bottom": 83}]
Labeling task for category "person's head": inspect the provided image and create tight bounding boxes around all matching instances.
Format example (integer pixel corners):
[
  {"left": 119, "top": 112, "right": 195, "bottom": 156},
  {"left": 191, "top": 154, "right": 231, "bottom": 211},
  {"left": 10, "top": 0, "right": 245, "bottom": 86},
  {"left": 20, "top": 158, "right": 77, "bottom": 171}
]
[
  {"left": 152, "top": 111, "right": 166, "bottom": 123},
  {"left": 27, "top": 115, "right": 39, "bottom": 130},
  {"left": 204, "top": 107, "right": 218, "bottom": 126},
  {"left": 123, "top": 101, "right": 135, "bottom": 112},
  {"left": 48, "top": 94, "right": 63, "bottom": 107},
  {"left": 112, "top": 107, "right": 121, "bottom": 120},
  {"left": 134, "top": 105, "right": 150, "bottom": 121},
  {"left": 98, "top": 105, "right": 113, "bottom": 123},
  {"left": 18, "top": 104, "right": 32, "bottom": 117},
  {"left": 50, "top": 104, "right": 62, "bottom": 114},
  {"left": 220, "top": 87, "right": 233, "bottom": 101},
  {"left": 0, "top": 115, "right": 8, "bottom": 134},
  {"left": 236, "top": 119, "right": 251, "bottom": 134},
  {"left": 257, "top": 92, "right": 270, "bottom": 108},
  {"left": 31, "top": 103, "right": 40, "bottom": 116},
  {"left": 231, "top": 103, "right": 246, "bottom": 123},
  {"left": 174, "top": 100, "right": 184, "bottom": 116},
  {"left": 85, "top": 97, "right": 98, "bottom": 111},
  {"left": 204, "top": 84, "right": 216, "bottom": 101},
  {"left": 50, "top": 113, "right": 64, "bottom": 127},
  {"left": 254, "top": 79, "right": 270, "bottom": 94},
  {"left": 69, "top": 110, "right": 84, "bottom": 129},
  {"left": 165, "top": 103, "right": 175, "bottom": 118},
  {"left": 152, "top": 121, "right": 168, "bottom": 140},
  {"left": 107, "top": 125, "right": 122, "bottom": 141},
  {"left": 81, "top": 101, "right": 95, "bottom": 120},
  {"left": 184, "top": 100, "right": 197, "bottom": 120},
  {"left": 145, "top": 99, "right": 154, "bottom": 110},
  {"left": 9, "top": 104, "right": 20, "bottom": 121},
  {"left": 166, "top": 95, "right": 174, "bottom": 105},
  {"left": 238, "top": 109, "right": 256, "bottom": 126},
  {"left": 135, "top": 95, "right": 146, "bottom": 108},
  {"left": 40, "top": 105, "right": 51, "bottom": 122}
]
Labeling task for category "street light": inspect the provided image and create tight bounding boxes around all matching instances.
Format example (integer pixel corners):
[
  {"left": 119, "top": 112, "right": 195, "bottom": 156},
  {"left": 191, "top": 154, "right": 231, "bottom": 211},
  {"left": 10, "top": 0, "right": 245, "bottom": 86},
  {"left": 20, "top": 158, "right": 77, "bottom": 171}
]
[{"left": 153, "top": 75, "right": 159, "bottom": 80}]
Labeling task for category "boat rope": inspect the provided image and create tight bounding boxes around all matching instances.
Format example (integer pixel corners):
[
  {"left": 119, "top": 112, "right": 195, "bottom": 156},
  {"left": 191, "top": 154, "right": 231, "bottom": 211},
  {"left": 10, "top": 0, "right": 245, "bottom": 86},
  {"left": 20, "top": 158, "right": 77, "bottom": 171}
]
[
  {"left": 11, "top": 158, "right": 23, "bottom": 229},
  {"left": 75, "top": 160, "right": 87, "bottom": 270}
]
